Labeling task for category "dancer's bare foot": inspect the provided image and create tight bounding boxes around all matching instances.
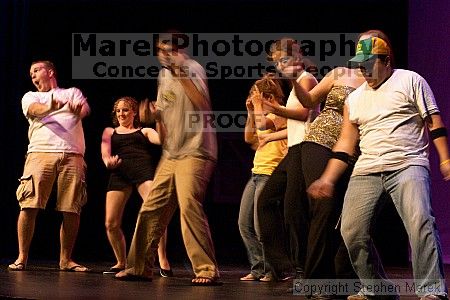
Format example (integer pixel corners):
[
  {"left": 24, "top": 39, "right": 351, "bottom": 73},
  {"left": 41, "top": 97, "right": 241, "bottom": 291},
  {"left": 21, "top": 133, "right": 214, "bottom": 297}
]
[{"left": 115, "top": 268, "right": 152, "bottom": 281}]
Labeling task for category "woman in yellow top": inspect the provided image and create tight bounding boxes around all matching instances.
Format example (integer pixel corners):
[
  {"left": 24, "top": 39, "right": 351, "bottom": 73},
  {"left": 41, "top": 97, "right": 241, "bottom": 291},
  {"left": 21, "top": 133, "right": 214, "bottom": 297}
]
[{"left": 238, "top": 76, "right": 288, "bottom": 282}]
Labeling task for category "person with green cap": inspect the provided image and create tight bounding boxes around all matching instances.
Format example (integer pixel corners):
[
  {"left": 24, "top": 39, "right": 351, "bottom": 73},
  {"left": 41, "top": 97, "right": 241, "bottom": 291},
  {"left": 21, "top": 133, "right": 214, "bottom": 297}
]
[{"left": 308, "top": 29, "right": 450, "bottom": 300}]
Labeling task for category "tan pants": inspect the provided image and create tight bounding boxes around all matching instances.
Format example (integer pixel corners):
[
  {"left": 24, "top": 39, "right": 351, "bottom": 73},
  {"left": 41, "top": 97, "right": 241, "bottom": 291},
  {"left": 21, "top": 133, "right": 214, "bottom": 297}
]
[{"left": 127, "top": 156, "right": 219, "bottom": 278}]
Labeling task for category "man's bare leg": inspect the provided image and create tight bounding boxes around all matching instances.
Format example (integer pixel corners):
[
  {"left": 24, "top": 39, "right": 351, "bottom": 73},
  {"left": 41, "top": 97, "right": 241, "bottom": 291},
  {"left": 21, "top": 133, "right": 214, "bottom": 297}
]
[
  {"left": 9, "top": 208, "right": 39, "bottom": 269},
  {"left": 59, "top": 212, "right": 88, "bottom": 271}
]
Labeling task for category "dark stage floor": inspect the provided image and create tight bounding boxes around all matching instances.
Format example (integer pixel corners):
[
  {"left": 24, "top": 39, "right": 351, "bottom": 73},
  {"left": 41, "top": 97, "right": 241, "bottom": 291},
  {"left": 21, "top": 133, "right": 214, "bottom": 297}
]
[{"left": 1, "top": 261, "right": 448, "bottom": 299}]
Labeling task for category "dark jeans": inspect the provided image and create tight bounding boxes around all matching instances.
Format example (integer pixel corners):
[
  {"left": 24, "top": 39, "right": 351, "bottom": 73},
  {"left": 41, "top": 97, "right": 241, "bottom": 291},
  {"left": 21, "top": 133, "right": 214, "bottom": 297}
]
[{"left": 257, "top": 144, "right": 309, "bottom": 278}]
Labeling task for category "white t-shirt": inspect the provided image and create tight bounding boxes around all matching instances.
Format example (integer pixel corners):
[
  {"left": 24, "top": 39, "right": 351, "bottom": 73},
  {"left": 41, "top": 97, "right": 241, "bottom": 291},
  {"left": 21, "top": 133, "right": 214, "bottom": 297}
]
[
  {"left": 347, "top": 69, "right": 439, "bottom": 175},
  {"left": 286, "top": 71, "right": 319, "bottom": 147},
  {"left": 22, "top": 87, "right": 89, "bottom": 155}
]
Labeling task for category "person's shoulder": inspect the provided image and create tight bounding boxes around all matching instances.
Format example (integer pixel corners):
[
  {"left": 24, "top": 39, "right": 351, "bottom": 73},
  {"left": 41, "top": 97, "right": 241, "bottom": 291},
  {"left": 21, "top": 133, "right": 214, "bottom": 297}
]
[
  {"left": 333, "top": 66, "right": 350, "bottom": 73},
  {"left": 185, "top": 58, "right": 207, "bottom": 81},
  {"left": 392, "top": 69, "right": 428, "bottom": 84},
  {"left": 55, "top": 86, "right": 84, "bottom": 96},
  {"left": 22, "top": 90, "right": 40, "bottom": 101},
  {"left": 102, "top": 127, "right": 115, "bottom": 136},
  {"left": 141, "top": 127, "right": 157, "bottom": 134},
  {"left": 301, "top": 70, "right": 316, "bottom": 79},
  {"left": 297, "top": 70, "right": 317, "bottom": 83},
  {"left": 22, "top": 90, "right": 37, "bottom": 97},
  {"left": 347, "top": 81, "right": 367, "bottom": 100},
  {"left": 185, "top": 58, "right": 202, "bottom": 68},
  {"left": 185, "top": 58, "right": 205, "bottom": 73},
  {"left": 65, "top": 86, "right": 84, "bottom": 93},
  {"left": 393, "top": 68, "right": 421, "bottom": 78},
  {"left": 329, "top": 66, "right": 352, "bottom": 77}
]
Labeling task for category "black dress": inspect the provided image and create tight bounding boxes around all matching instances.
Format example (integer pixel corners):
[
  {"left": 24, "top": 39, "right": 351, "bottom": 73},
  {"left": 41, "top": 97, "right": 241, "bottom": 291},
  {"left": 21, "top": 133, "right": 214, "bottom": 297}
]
[{"left": 107, "top": 129, "right": 161, "bottom": 191}]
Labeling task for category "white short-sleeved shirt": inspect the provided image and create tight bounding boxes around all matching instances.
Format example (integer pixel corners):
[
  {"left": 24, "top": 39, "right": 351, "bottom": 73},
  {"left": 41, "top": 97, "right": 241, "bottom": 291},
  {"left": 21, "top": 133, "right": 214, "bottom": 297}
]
[
  {"left": 347, "top": 69, "right": 439, "bottom": 175},
  {"left": 22, "top": 87, "right": 89, "bottom": 155}
]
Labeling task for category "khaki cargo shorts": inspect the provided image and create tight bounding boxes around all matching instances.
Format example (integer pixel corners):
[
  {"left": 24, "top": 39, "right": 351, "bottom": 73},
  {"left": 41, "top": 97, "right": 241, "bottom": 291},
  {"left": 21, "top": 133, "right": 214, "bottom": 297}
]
[{"left": 16, "top": 152, "right": 87, "bottom": 214}]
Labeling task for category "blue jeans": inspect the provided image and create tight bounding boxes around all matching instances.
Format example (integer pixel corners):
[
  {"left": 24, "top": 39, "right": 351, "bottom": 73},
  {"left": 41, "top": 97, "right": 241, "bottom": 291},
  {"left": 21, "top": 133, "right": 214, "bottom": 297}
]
[
  {"left": 238, "top": 173, "right": 270, "bottom": 278},
  {"left": 341, "top": 165, "right": 447, "bottom": 297}
]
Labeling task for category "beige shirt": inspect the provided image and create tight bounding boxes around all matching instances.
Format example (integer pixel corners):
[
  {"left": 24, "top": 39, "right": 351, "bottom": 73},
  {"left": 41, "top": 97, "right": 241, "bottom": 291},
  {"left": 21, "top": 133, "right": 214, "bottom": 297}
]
[{"left": 155, "top": 59, "right": 217, "bottom": 161}]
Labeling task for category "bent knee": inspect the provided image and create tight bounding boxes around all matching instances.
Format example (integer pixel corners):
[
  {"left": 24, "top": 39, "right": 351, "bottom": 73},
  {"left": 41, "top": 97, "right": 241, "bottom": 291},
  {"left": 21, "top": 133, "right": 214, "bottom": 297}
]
[{"left": 105, "top": 220, "right": 121, "bottom": 231}]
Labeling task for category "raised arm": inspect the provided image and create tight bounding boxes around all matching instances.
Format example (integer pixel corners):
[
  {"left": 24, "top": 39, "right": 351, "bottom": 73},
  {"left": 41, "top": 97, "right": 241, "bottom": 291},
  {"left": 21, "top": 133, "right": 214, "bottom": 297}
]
[
  {"left": 291, "top": 68, "right": 337, "bottom": 108},
  {"left": 251, "top": 89, "right": 276, "bottom": 131},
  {"left": 263, "top": 76, "right": 317, "bottom": 121},
  {"left": 244, "top": 97, "right": 258, "bottom": 145},
  {"left": 177, "top": 72, "right": 210, "bottom": 111}
]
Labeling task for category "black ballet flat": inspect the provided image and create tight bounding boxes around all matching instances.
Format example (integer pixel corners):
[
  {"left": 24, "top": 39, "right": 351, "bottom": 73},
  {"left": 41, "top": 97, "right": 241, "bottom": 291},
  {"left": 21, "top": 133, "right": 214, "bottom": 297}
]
[{"left": 159, "top": 268, "right": 174, "bottom": 277}]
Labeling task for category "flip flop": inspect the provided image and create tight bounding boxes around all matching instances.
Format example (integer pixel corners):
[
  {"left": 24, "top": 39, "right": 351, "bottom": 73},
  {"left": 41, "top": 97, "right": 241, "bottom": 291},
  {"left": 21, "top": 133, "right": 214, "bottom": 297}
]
[
  {"left": 240, "top": 273, "right": 260, "bottom": 281},
  {"left": 114, "top": 273, "right": 152, "bottom": 282},
  {"left": 8, "top": 262, "right": 26, "bottom": 271},
  {"left": 191, "top": 277, "right": 223, "bottom": 286},
  {"left": 60, "top": 265, "right": 90, "bottom": 272}
]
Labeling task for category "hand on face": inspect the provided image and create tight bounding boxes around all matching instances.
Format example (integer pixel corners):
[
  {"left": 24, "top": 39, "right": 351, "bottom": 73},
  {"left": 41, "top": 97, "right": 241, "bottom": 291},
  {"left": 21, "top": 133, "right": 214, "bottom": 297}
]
[
  {"left": 245, "top": 97, "right": 254, "bottom": 112},
  {"left": 250, "top": 89, "right": 263, "bottom": 108},
  {"left": 271, "top": 51, "right": 303, "bottom": 78},
  {"left": 261, "top": 99, "right": 280, "bottom": 114},
  {"left": 278, "top": 64, "right": 303, "bottom": 78},
  {"left": 157, "top": 43, "right": 185, "bottom": 73}
]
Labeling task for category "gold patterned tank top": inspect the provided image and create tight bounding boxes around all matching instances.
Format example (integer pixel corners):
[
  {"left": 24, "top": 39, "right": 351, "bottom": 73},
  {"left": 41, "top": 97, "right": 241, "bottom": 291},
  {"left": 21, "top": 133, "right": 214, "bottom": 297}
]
[{"left": 304, "top": 85, "right": 356, "bottom": 149}]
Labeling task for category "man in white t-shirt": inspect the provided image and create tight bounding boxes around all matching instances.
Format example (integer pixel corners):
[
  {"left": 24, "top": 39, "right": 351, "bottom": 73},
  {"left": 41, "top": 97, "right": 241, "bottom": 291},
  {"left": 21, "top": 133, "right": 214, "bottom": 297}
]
[
  {"left": 308, "top": 30, "right": 450, "bottom": 300},
  {"left": 9, "top": 60, "right": 90, "bottom": 272}
]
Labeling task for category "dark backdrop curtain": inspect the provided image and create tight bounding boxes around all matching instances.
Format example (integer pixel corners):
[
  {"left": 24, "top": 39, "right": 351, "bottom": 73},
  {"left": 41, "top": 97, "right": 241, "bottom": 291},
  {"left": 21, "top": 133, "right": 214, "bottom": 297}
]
[
  {"left": 408, "top": 0, "right": 450, "bottom": 263},
  {"left": 0, "top": 0, "right": 30, "bottom": 258}
]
